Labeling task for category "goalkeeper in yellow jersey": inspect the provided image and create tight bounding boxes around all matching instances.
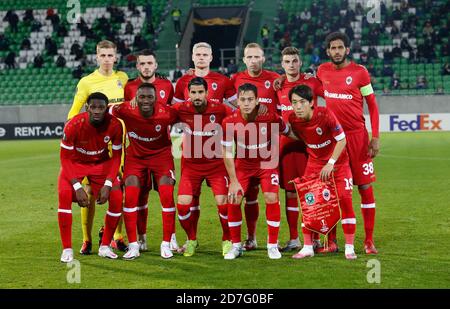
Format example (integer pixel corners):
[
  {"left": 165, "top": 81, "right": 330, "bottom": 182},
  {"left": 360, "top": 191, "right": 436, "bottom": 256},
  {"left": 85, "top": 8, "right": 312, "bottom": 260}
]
[{"left": 68, "top": 40, "right": 128, "bottom": 254}]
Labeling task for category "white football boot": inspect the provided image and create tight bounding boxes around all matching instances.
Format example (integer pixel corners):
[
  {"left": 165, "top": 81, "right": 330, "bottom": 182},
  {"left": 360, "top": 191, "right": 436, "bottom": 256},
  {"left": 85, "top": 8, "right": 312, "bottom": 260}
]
[
  {"left": 60, "top": 248, "right": 74, "bottom": 263},
  {"left": 345, "top": 244, "right": 357, "bottom": 260},
  {"left": 224, "top": 243, "right": 243, "bottom": 260},
  {"left": 98, "top": 245, "right": 118, "bottom": 259},
  {"left": 123, "top": 242, "right": 140, "bottom": 260},
  {"left": 138, "top": 234, "right": 148, "bottom": 252},
  {"left": 169, "top": 233, "right": 179, "bottom": 251},
  {"left": 160, "top": 241, "right": 173, "bottom": 259},
  {"left": 267, "top": 245, "right": 282, "bottom": 259},
  {"left": 292, "top": 245, "right": 315, "bottom": 259}
]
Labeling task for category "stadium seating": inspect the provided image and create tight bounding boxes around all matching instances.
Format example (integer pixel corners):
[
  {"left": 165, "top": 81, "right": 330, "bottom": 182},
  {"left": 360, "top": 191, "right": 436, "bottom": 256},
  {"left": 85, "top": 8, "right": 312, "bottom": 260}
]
[{"left": 0, "top": 0, "right": 449, "bottom": 106}]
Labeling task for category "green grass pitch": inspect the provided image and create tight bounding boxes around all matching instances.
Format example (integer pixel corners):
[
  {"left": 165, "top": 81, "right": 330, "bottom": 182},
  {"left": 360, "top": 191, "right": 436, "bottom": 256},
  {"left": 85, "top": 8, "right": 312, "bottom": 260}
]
[{"left": 0, "top": 132, "right": 449, "bottom": 288}]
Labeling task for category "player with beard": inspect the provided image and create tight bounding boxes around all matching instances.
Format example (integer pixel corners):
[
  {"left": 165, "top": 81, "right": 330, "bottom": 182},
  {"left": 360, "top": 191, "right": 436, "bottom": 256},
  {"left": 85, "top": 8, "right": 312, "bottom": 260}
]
[
  {"left": 317, "top": 32, "right": 380, "bottom": 254},
  {"left": 124, "top": 49, "right": 177, "bottom": 252}
]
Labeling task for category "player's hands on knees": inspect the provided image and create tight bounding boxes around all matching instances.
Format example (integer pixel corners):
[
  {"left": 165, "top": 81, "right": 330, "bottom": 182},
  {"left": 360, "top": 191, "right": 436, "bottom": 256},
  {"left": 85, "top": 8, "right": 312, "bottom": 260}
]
[
  {"left": 320, "top": 164, "right": 334, "bottom": 182},
  {"left": 97, "top": 186, "right": 111, "bottom": 204},
  {"left": 273, "top": 75, "right": 286, "bottom": 91},
  {"left": 228, "top": 181, "right": 243, "bottom": 204},
  {"left": 75, "top": 189, "right": 89, "bottom": 208},
  {"left": 368, "top": 137, "right": 380, "bottom": 158}
]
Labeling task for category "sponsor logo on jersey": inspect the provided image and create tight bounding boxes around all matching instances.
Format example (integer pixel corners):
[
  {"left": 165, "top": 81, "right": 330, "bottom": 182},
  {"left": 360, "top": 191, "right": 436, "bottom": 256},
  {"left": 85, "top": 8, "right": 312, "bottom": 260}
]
[
  {"left": 324, "top": 90, "right": 353, "bottom": 100},
  {"left": 322, "top": 189, "right": 331, "bottom": 201},
  {"left": 280, "top": 105, "right": 293, "bottom": 111},
  {"left": 316, "top": 127, "right": 323, "bottom": 135},
  {"left": 212, "top": 82, "right": 218, "bottom": 91},
  {"left": 305, "top": 192, "right": 315, "bottom": 206},
  {"left": 236, "top": 141, "right": 270, "bottom": 150},
  {"left": 160, "top": 90, "right": 165, "bottom": 98},
  {"left": 346, "top": 76, "right": 352, "bottom": 85},
  {"left": 76, "top": 148, "right": 106, "bottom": 156},
  {"left": 104, "top": 136, "right": 110, "bottom": 143},
  {"left": 128, "top": 131, "right": 162, "bottom": 142},
  {"left": 210, "top": 114, "right": 216, "bottom": 123},
  {"left": 155, "top": 124, "right": 161, "bottom": 132},
  {"left": 258, "top": 97, "right": 273, "bottom": 104},
  {"left": 184, "top": 127, "right": 217, "bottom": 136},
  {"left": 264, "top": 80, "right": 271, "bottom": 89},
  {"left": 306, "top": 139, "right": 331, "bottom": 149}
]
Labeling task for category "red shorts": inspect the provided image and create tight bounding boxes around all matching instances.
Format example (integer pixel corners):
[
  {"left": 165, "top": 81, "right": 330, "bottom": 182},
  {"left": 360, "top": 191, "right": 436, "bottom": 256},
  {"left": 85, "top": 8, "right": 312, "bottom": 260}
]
[
  {"left": 236, "top": 164, "right": 280, "bottom": 194},
  {"left": 123, "top": 149, "right": 175, "bottom": 190},
  {"left": 304, "top": 163, "right": 353, "bottom": 199},
  {"left": 279, "top": 150, "right": 308, "bottom": 191},
  {"left": 58, "top": 161, "right": 121, "bottom": 198},
  {"left": 178, "top": 160, "right": 229, "bottom": 196},
  {"left": 345, "top": 130, "right": 376, "bottom": 185}
]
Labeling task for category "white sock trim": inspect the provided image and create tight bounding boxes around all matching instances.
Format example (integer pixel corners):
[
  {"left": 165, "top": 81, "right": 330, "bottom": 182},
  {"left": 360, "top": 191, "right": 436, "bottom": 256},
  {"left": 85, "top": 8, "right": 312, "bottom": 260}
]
[
  {"left": 106, "top": 211, "right": 122, "bottom": 217},
  {"left": 123, "top": 207, "right": 137, "bottom": 213},
  {"left": 178, "top": 213, "right": 191, "bottom": 220},
  {"left": 342, "top": 218, "right": 356, "bottom": 224},
  {"left": 287, "top": 207, "right": 299, "bottom": 212},
  {"left": 228, "top": 221, "right": 242, "bottom": 227},
  {"left": 58, "top": 209, "right": 72, "bottom": 214},
  {"left": 137, "top": 204, "right": 148, "bottom": 211},
  {"left": 361, "top": 203, "right": 376, "bottom": 208},
  {"left": 267, "top": 220, "right": 280, "bottom": 227}
]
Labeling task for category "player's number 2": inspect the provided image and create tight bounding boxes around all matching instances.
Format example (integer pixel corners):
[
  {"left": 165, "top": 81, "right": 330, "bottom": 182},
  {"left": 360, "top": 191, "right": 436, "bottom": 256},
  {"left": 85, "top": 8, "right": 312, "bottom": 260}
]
[{"left": 271, "top": 174, "right": 279, "bottom": 185}]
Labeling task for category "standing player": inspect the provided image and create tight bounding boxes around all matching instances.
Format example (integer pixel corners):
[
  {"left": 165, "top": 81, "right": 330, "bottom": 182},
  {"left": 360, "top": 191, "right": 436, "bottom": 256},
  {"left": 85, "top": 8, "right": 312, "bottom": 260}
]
[
  {"left": 58, "top": 92, "right": 123, "bottom": 262},
  {"left": 68, "top": 40, "right": 128, "bottom": 254},
  {"left": 110, "top": 83, "right": 178, "bottom": 259},
  {"left": 123, "top": 49, "right": 177, "bottom": 251},
  {"left": 172, "top": 77, "right": 233, "bottom": 257},
  {"left": 222, "top": 83, "right": 291, "bottom": 260},
  {"left": 230, "top": 43, "right": 281, "bottom": 251},
  {"left": 286, "top": 85, "right": 357, "bottom": 260},
  {"left": 276, "top": 46, "right": 324, "bottom": 252},
  {"left": 317, "top": 32, "right": 380, "bottom": 254},
  {"left": 172, "top": 42, "right": 236, "bottom": 243}
]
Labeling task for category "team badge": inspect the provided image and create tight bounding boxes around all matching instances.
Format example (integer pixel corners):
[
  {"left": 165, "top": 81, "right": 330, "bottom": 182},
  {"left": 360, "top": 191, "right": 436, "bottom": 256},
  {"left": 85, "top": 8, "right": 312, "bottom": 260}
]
[
  {"left": 212, "top": 82, "right": 218, "bottom": 91},
  {"left": 160, "top": 90, "right": 165, "bottom": 98},
  {"left": 346, "top": 76, "right": 352, "bottom": 85},
  {"left": 322, "top": 189, "right": 331, "bottom": 201},
  {"left": 117, "top": 80, "right": 123, "bottom": 88},
  {"left": 210, "top": 114, "right": 216, "bottom": 123},
  {"left": 260, "top": 126, "right": 267, "bottom": 135},
  {"left": 155, "top": 124, "right": 161, "bottom": 132},
  {"left": 264, "top": 80, "right": 271, "bottom": 89},
  {"left": 316, "top": 127, "right": 323, "bottom": 135},
  {"left": 104, "top": 136, "right": 110, "bottom": 143},
  {"left": 305, "top": 192, "right": 315, "bottom": 206}
]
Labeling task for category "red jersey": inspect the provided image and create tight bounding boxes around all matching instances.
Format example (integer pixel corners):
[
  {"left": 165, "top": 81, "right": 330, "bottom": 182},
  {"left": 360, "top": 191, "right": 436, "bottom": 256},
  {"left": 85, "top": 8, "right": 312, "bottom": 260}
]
[
  {"left": 222, "top": 109, "right": 288, "bottom": 169},
  {"left": 288, "top": 106, "right": 348, "bottom": 167},
  {"left": 277, "top": 73, "right": 324, "bottom": 118},
  {"left": 231, "top": 70, "right": 280, "bottom": 114},
  {"left": 124, "top": 77, "right": 174, "bottom": 105},
  {"left": 173, "top": 70, "right": 236, "bottom": 104},
  {"left": 110, "top": 102, "right": 177, "bottom": 159},
  {"left": 60, "top": 112, "right": 123, "bottom": 180},
  {"left": 317, "top": 61, "right": 372, "bottom": 133},
  {"left": 172, "top": 100, "right": 233, "bottom": 164}
]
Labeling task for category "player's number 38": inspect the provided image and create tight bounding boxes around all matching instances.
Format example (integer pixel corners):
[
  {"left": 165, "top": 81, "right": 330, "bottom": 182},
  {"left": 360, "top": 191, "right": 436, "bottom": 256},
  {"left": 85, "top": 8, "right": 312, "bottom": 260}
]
[{"left": 362, "top": 162, "right": 374, "bottom": 175}]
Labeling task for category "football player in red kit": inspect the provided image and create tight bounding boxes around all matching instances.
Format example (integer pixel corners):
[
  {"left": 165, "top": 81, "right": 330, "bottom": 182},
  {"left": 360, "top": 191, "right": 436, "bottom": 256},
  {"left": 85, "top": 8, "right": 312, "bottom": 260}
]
[
  {"left": 110, "top": 83, "right": 178, "bottom": 259},
  {"left": 229, "top": 43, "right": 281, "bottom": 250},
  {"left": 222, "top": 83, "right": 293, "bottom": 260},
  {"left": 58, "top": 92, "right": 123, "bottom": 262},
  {"left": 317, "top": 32, "right": 379, "bottom": 254},
  {"left": 286, "top": 85, "right": 357, "bottom": 260}
]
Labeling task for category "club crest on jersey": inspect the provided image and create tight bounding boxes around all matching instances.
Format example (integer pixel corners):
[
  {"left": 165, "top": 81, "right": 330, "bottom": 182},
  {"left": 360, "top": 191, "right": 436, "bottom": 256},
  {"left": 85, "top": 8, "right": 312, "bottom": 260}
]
[
  {"left": 155, "top": 124, "right": 161, "bottom": 132},
  {"left": 210, "top": 114, "right": 216, "bottom": 123},
  {"left": 346, "top": 76, "right": 352, "bottom": 85},
  {"left": 316, "top": 127, "right": 323, "bottom": 135},
  {"left": 117, "top": 80, "right": 123, "bottom": 88},
  {"left": 305, "top": 192, "right": 315, "bottom": 206},
  {"left": 322, "top": 189, "right": 331, "bottom": 201},
  {"left": 104, "top": 136, "right": 110, "bottom": 143},
  {"left": 264, "top": 80, "right": 271, "bottom": 89},
  {"left": 260, "top": 126, "right": 267, "bottom": 135},
  {"left": 212, "top": 82, "right": 218, "bottom": 91},
  {"left": 160, "top": 90, "right": 165, "bottom": 98}
]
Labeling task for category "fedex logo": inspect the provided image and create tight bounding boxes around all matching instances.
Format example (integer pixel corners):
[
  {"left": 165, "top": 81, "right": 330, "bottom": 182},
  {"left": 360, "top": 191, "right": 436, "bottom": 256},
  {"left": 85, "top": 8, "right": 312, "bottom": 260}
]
[{"left": 390, "top": 114, "right": 442, "bottom": 131}]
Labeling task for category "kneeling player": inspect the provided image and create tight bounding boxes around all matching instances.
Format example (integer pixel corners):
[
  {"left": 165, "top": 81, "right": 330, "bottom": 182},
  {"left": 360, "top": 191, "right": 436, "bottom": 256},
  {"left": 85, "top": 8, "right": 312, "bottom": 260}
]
[
  {"left": 286, "top": 85, "right": 357, "bottom": 260},
  {"left": 58, "top": 93, "right": 124, "bottom": 262},
  {"left": 222, "top": 83, "right": 293, "bottom": 260}
]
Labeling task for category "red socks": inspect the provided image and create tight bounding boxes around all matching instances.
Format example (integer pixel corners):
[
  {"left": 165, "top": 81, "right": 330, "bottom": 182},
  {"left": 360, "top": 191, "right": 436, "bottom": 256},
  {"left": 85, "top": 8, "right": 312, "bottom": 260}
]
[
  {"left": 159, "top": 184, "right": 176, "bottom": 242},
  {"left": 218, "top": 204, "right": 230, "bottom": 241},
  {"left": 190, "top": 195, "right": 200, "bottom": 235},
  {"left": 58, "top": 190, "right": 73, "bottom": 249},
  {"left": 136, "top": 192, "right": 149, "bottom": 236},
  {"left": 101, "top": 188, "right": 123, "bottom": 246},
  {"left": 285, "top": 196, "right": 299, "bottom": 240},
  {"left": 228, "top": 203, "right": 242, "bottom": 244},
  {"left": 244, "top": 186, "right": 259, "bottom": 238},
  {"left": 266, "top": 202, "right": 281, "bottom": 245},
  {"left": 359, "top": 186, "right": 376, "bottom": 242},
  {"left": 177, "top": 202, "right": 196, "bottom": 240},
  {"left": 124, "top": 186, "right": 139, "bottom": 243}
]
